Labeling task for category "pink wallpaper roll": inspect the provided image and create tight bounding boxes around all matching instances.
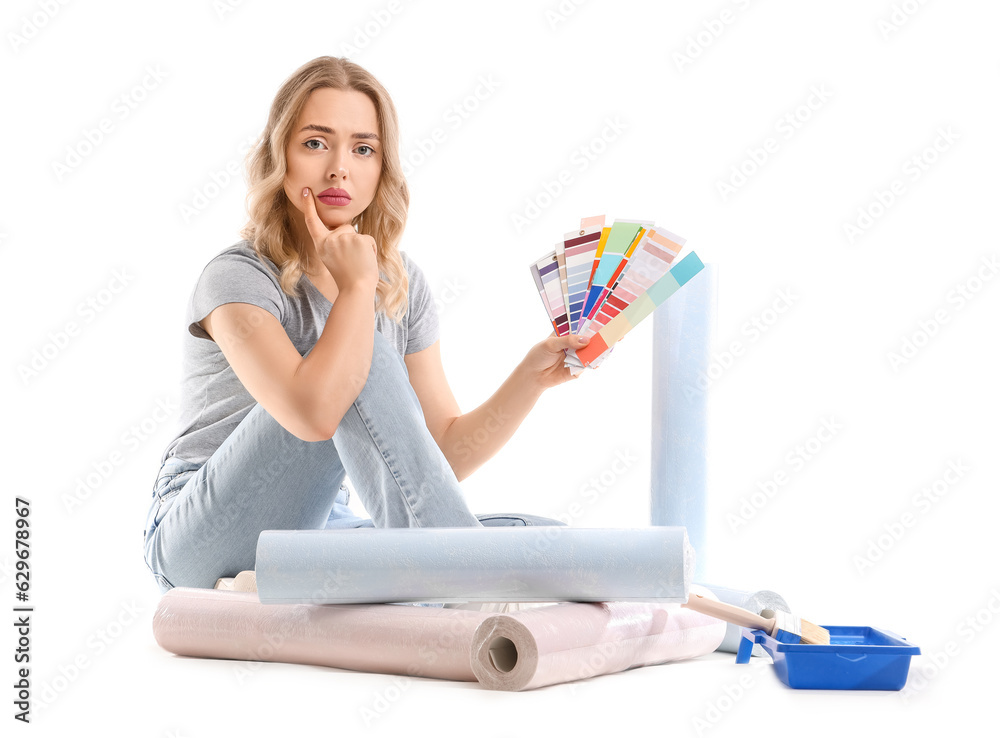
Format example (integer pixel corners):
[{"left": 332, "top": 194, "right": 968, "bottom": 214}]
[
  {"left": 153, "top": 587, "right": 727, "bottom": 690},
  {"left": 470, "top": 587, "right": 728, "bottom": 691},
  {"left": 152, "top": 587, "right": 490, "bottom": 681}
]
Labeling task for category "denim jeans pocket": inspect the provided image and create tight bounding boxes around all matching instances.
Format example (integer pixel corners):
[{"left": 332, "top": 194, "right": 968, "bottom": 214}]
[
  {"left": 154, "top": 459, "right": 202, "bottom": 498},
  {"left": 146, "top": 459, "right": 202, "bottom": 540}
]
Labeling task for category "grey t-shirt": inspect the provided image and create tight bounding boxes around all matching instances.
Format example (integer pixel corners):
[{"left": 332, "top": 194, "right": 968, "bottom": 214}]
[{"left": 160, "top": 241, "right": 440, "bottom": 466}]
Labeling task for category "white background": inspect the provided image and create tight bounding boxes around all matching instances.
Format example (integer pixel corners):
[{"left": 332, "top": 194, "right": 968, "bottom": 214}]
[{"left": 3, "top": 0, "right": 998, "bottom": 735}]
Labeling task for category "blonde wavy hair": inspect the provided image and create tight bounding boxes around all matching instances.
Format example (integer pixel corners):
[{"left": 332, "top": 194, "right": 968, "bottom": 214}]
[{"left": 240, "top": 56, "right": 410, "bottom": 322}]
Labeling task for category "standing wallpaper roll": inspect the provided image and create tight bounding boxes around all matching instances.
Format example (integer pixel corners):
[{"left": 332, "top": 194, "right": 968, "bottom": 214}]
[
  {"left": 470, "top": 584, "right": 727, "bottom": 691},
  {"left": 255, "top": 527, "right": 693, "bottom": 604},
  {"left": 651, "top": 264, "right": 717, "bottom": 580}
]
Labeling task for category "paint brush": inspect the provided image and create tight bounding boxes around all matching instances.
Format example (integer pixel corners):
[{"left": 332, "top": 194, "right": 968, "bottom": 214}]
[{"left": 681, "top": 593, "right": 830, "bottom": 645}]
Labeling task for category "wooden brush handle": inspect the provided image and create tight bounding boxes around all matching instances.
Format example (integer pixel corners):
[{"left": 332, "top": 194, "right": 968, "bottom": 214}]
[{"left": 682, "top": 593, "right": 775, "bottom": 632}]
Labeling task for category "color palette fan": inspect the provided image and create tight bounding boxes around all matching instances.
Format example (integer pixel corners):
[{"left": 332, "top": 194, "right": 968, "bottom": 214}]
[{"left": 530, "top": 215, "right": 704, "bottom": 374}]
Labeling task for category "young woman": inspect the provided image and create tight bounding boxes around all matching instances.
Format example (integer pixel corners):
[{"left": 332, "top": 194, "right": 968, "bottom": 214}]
[{"left": 142, "top": 56, "right": 590, "bottom": 593}]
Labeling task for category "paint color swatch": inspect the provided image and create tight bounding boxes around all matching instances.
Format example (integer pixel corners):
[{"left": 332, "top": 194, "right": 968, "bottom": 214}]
[
  {"left": 529, "top": 215, "right": 701, "bottom": 372},
  {"left": 564, "top": 222, "right": 606, "bottom": 333},
  {"left": 569, "top": 252, "right": 705, "bottom": 367},
  {"left": 577, "top": 226, "right": 687, "bottom": 337},
  {"left": 529, "top": 251, "right": 567, "bottom": 335},
  {"left": 579, "top": 219, "right": 653, "bottom": 324}
]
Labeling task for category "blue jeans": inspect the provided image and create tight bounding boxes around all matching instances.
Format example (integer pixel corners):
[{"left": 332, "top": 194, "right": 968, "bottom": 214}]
[{"left": 143, "top": 329, "right": 558, "bottom": 594}]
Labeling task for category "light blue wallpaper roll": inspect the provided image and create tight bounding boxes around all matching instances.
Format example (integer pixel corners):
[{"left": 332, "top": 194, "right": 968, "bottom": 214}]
[
  {"left": 651, "top": 264, "right": 716, "bottom": 580},
  {"left": 647, "top": 264, "right": 790, "bottom": 656},
  {"left": 699, "top": 584, "right": 791, "bottom": 655},
  {"left": 255, "top": 526, "right": 693, "bottom": 604}
]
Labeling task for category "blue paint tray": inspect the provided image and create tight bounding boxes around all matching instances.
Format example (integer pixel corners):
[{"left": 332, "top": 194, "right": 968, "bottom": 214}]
[{"left": 734, "top": 625, "right": 920, "bottom": 690}]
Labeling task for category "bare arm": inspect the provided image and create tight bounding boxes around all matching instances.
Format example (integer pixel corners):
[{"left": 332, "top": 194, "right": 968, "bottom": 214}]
[
  {"left": 200, "top": 289, "right": 373, "bottom": 442},
  {"left": 200, "top": 186, "right": 381, "bottom": 442},
  {"left": 404, "top": 332, "right": 590, "bottom": 481},
  {"left": 439, "top": 361, "right": 544, "bottom": 482}
]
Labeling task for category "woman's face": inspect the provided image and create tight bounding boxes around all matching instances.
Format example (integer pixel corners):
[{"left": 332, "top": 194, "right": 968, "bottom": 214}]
[{"left": 283, "top": 87, "right": 383, "bottom": 232}]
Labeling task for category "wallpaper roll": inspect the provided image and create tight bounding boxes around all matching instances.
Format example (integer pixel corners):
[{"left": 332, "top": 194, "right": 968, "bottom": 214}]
[
  {"left": 152, "top": 587, "right": 490, "bottom": 681},
  {"left": 698, "top": 583, "right": 791, "bottom": 655},
  {"left": 232, "top": 570, "right": 258, "bottom": 592},
  {"left": 470, "top": 584, "right": 727, "bottom": 691},
  {"left": 255, "top": 526, "right": 693, "bottom": 605},
  {"left": 651, "top": 264, "right": 716, "bottom": 581}
]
